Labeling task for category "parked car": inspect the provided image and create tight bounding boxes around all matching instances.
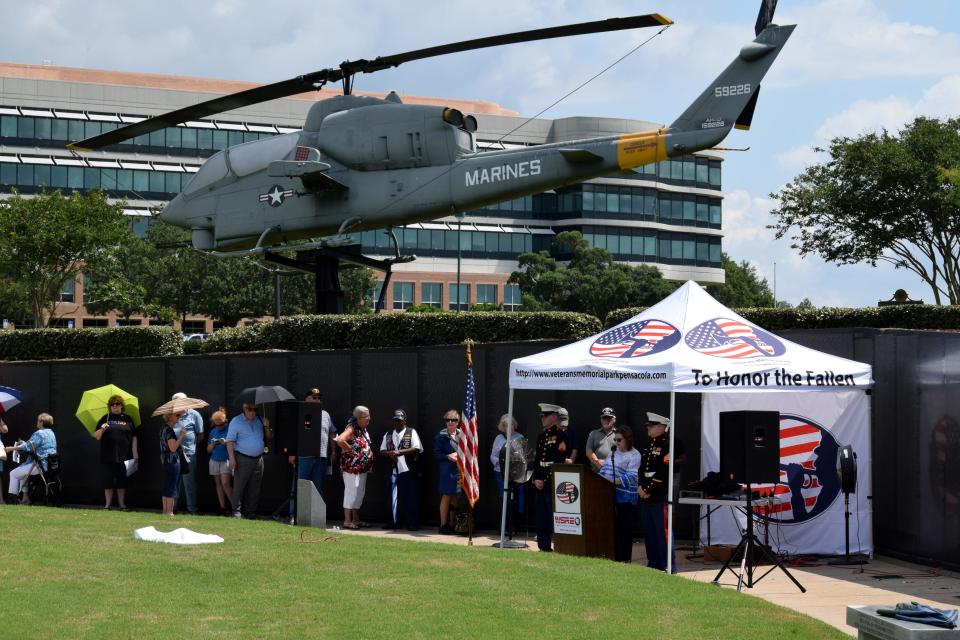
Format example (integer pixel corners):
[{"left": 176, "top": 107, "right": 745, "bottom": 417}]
[{"left": 183, "top": 333, "right": 209, "bottom": 342}]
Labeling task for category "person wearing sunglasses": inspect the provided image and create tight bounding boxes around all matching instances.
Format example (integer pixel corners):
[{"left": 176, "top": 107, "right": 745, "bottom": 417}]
[
  {"left": 598, "top": 425, "right": 640, "bottom": 563},
  {"left": 531, "top": 403, "right": 571, "bottom": 552},
  {"left": 434, "top": 409, "right": 462, "bottom": 534},
  {"left": 93, "top": 394, "right": 138, "bottom": 511}
]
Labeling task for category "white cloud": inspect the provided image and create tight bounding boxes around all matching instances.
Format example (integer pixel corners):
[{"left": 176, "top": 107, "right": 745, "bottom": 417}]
[
  {"left": 776, "top": 74, "right": 960, "bottom": 171},
  {"left": 719, "top": 189, "right": 777, "bottom": 254},
  {"left": 773, "top": 0, "right": 960, "bottom": 85}
]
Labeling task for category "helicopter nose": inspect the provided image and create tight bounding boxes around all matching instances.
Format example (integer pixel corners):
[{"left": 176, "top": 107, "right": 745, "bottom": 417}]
[{"left": 159, "top": 193, "right": 188, "bottom": 227}]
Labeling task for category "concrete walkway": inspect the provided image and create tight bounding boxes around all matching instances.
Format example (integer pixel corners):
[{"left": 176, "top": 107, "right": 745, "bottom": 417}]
[{"left": 334, "top": 525, "right": 960, "bottom": 637}]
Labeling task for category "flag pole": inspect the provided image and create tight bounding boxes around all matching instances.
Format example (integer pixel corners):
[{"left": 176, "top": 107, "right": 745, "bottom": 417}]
[{"left": 461, "top": 339, "right": 477, "bottom": 546}]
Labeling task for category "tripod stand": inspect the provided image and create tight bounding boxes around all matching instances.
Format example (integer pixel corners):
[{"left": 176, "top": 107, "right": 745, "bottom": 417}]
[
  {"left": 828, "top": 492, "right": 868, "bottom": 566},
  {"left": 712, "top": 485, "right": 806, "bottom": 593},
  {"left": 493, "top": 482, "right": 528, "bottom": 549}
]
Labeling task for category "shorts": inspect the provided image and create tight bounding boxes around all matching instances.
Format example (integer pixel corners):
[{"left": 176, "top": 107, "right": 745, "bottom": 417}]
[
  {"left": 101, "top": 462, "right": 129, "bottom": 489},
  {"left": 209, "top": 459, "right": 231, "bottom": 476},
  {"left": 342, "top": 471, "right": 368, "bottom": 509}
]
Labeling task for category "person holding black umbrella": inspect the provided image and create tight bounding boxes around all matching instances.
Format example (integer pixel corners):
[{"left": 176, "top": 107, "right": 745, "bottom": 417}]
[{"left": 226, "top": 402, "right": 272, "bottom": 518}]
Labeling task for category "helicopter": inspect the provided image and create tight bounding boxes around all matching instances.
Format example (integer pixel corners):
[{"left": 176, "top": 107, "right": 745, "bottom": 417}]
[{"left": 70, "top": 4, "right": 792, "bottom": 310}]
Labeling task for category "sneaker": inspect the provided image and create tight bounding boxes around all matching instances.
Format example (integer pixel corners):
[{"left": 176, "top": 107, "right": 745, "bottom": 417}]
[{"left": 233, "top": 511, "right": 242, "bottom": 518}]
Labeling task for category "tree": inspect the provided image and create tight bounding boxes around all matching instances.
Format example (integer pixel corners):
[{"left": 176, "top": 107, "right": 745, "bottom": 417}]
[
  {"left": 0, "top": 190, "right": 129, "bottom": 327},
  {"left": 770, "top": 116, "right": 960, "bottom": 304},
  {"left": 707, "top": 253, "right": 774, "bottom": 308},
  {"left": 509, "top": 231, "right": 676, "bottom": 318},
  {"left": 339, "top": 266, "right": 377, "bottom": 314}
]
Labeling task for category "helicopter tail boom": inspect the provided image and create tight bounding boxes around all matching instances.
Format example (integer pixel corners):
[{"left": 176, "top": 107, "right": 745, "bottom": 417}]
[{"left": 661, "top": 23, "right": 794, "bottom": 157}]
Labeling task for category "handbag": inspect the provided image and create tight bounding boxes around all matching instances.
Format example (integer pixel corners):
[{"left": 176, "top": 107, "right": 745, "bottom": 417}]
[{"left": 178, "top": 449, "right": 191, "bottom": 475}]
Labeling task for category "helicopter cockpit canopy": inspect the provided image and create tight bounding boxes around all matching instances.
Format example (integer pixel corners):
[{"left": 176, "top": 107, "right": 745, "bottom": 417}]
[{"left": 182, "top": 132, "right": 299, "bottom": 198}]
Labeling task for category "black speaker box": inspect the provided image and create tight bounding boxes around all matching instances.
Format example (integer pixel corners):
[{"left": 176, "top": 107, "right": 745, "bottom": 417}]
[
  {"left": 275, "top": 401, "right": 324, "bottom": 456},
  {"left": 719, "top": 410, "right": 780, "bottom": 484},
  {"left": 837, "top": 445, "right": 857, "bottom": 494}
]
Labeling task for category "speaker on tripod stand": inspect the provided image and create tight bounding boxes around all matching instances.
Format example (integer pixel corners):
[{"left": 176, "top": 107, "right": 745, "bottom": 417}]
[
  {"left": 829, "top": 444, "right": 868, "bottom": 565},
  {"left": 713, "top": 410, "right": 806, "bottom": 593}
]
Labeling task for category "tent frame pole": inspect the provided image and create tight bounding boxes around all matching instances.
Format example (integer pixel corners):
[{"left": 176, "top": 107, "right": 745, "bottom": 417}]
[
  {"left": 499, "top": 388, "right": 515, "bottom": 547},
  {"left": 667, "top": 390, "right": 676, "bottom": 575}
]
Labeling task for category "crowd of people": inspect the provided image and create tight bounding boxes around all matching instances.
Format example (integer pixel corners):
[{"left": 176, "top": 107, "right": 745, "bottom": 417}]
[{"left": 0, "top": 390, "right": 683, "bottom": 571}]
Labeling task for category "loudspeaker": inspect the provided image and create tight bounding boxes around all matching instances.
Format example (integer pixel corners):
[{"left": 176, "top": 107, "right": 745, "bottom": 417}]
[
  {"left": 837, "top": 445, "right": 857, "bottom": 494},
  {"left": 719, "top": 410, "right": 780, "bottom": 484},
  {"left": 275, "top": 401, "right": 324, "bottom": 456}
]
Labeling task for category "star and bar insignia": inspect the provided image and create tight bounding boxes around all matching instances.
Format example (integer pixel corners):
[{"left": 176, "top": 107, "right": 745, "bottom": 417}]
[{"left": 258, "top": 185, "right": 295, "bottom": 207}]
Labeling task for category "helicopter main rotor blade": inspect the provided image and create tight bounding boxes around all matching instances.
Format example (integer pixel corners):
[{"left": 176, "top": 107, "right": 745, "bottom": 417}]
[
  {"left": 344, "top": 14, "right": 672, "bottom": 74},
  {"left": 69, "top": 13, "right": 671, "bottom": 151}
]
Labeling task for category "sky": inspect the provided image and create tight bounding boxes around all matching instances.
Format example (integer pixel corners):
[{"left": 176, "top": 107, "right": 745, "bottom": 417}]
[{"left": 1, "top": 0, "right": 958, "bottom": 307}]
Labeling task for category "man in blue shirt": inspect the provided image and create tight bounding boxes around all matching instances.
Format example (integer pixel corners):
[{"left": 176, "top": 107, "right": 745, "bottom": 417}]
[
  {"left": 226, "top": 402, "right": 272, "bottom": 518},
  {"left": 172, "top": 392, "right": 205, "bottom": 515}
]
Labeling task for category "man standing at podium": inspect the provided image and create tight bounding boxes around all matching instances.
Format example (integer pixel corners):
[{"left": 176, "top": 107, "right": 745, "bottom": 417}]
[
  {"left": 532, "top": 403, "right": 570, "bottom": 552},
  {"left": 638, "top": 412, "right": 674, "bottom": 571}
]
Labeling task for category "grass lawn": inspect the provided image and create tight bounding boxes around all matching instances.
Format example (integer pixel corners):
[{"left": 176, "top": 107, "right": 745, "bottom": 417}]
[{"left": 0, "top": 505, "right": 847, "bottom": 639}]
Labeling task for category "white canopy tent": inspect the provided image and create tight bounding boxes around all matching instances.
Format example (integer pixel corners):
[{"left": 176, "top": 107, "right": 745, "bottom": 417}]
[{"left": 502, "top": 281, "right": 874, "bottom": 571}]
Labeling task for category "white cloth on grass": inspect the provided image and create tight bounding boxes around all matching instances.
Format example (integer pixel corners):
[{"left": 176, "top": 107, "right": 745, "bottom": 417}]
[{"left": 134, "top": 526, "right": 223, "bottom": 545}]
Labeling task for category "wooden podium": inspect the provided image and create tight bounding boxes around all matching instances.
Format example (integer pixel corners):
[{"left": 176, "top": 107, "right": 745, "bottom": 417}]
[{"left": 551, "top": 463, "right": 615, "bottom": 560}]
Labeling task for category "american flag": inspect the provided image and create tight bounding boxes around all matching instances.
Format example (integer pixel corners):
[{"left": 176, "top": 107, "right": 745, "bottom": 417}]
[
  {"left": 590, "top": 319, "right": 678, "bottom": 358},
  {"left": 752, "top": 416, "right": 827, "bottom": 521},
  {"left": 456, "top": 343, "right": 480, "bottom": 508},
  {"left": 685, "top": 318, "right": 778, "bottom": 359}
]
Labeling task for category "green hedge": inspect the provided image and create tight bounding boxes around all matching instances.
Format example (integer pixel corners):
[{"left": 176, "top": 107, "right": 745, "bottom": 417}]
[
  {"left": 202, "top": 312, "right": 601, "bottom": 353},
  {"left": 0, "top": 326, "right": 184, "bottom": 361},
  {"left": 604, "top": 304, "right": 960, "bottom": 330}
]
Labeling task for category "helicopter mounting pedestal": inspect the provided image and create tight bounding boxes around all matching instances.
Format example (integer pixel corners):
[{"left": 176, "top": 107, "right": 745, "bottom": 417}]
[{"left": 263, "top": 241, "right": 414, "bottom": 314}]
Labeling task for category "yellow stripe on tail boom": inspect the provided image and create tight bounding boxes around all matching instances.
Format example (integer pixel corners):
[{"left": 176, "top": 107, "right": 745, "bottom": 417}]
[{"left": 616, "top": 129, "right": 669, "bottom": 170}]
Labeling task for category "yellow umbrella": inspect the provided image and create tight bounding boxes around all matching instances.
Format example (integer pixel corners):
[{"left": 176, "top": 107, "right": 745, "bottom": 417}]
[{"left": 75, "top": 384, "right": 141, "bottom": 434}]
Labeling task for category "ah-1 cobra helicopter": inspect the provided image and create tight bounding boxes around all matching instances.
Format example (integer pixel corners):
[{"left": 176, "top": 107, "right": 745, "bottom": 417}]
[{"left": 71, "top": 2, "right": 792, "bottom": 311}]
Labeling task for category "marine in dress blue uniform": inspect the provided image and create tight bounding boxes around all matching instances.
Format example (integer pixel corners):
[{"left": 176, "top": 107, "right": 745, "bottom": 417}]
[
  {"left": 638, "top": 412, "right": 675, "bottom": 572},
  {"left": 531, "top": 403, "right": 571, "bottom": 552}
]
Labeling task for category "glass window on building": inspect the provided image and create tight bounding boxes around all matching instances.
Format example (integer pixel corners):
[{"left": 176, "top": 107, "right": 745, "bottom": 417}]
[
  {"left": 166, "top": 127, "right": 182, "bottom": 149},
  {"left": 34, "top": 165, "right": 51, "bottom": 188},
  {"left": 84, "top": 121, "right": 102, "bottom": 140},
  {"left": 393, "top": 281, "right": 414, "bottom": 310},
  {"left": 697, "top": 199, "right": 709, "bottom": 225},
  {"left": 17, "top": 116, "right": 35, "bottom": 139},
  {"left": 51, "top": 119, "right": 68, "bottom": 141},
  {"left": 16, "top": 164, "right": 34, "bottom": 186},
  {"left": 449, "top": 283, "right": 470, "bottom": 311},
  {"left": 504, "top": 284, "right": 521, "bottom": 311},
  {"left": 709, "top": 160, "right": 721, "bottom": 187},
  {"left": 710, "top": 240, "right": 722, "bottom": 266},
  {"left": 421, "top": 282, "right": 442, "bottom": 308},
  {"left": 34, "top": 118, "right": 51, "bottom": 140},
  {"left": 0, "top": 115, "right": 16, "bottom": 138},
  {"left": 709, "top": 202, "right": 721, "bottom": 226},
  {"left": 696, "top": 159, "right": 709, "bottom": 184},
  {"left": 67, "top": 166, "right": 84, "bottom": 189},
  {"left": 60, "top": 277, "right": 76, "bottom": 303},
  {"left": 149, "top": 171, "right": 164, "bottom": 193},
  {"left": 683, "top": 198, "right": 696, "bottom": 224},
  {"left": 476, "top": 284, "right": 497, "bottom": 306},
  {"left": 683, "top": 158, "right": 696, "bottom": 181},
  {"left": 50, "top": 165, "right": 67, "bottom": 188},
  {"left": 582, "top": 187, "right": 594, "bottom": 212},
  {"left": 697, "top": 239, "right": 710, "bottom": 264},
  {"left": 84, "top": 167, "right": 99, "bottom": 189},
  {"left": 83, "top": 318, "right": 109, "bottom": 328},
  {"left": 133, "top": 170, "right": 149, "bottom": 192},
  {"left": 181, "top": 127, "right": 197, "bottom": 149}
]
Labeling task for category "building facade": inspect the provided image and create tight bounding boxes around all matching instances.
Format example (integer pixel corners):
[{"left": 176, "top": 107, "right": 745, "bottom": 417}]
[{"left": 0, "top": 62, "right": 723, "bottom": 325}]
